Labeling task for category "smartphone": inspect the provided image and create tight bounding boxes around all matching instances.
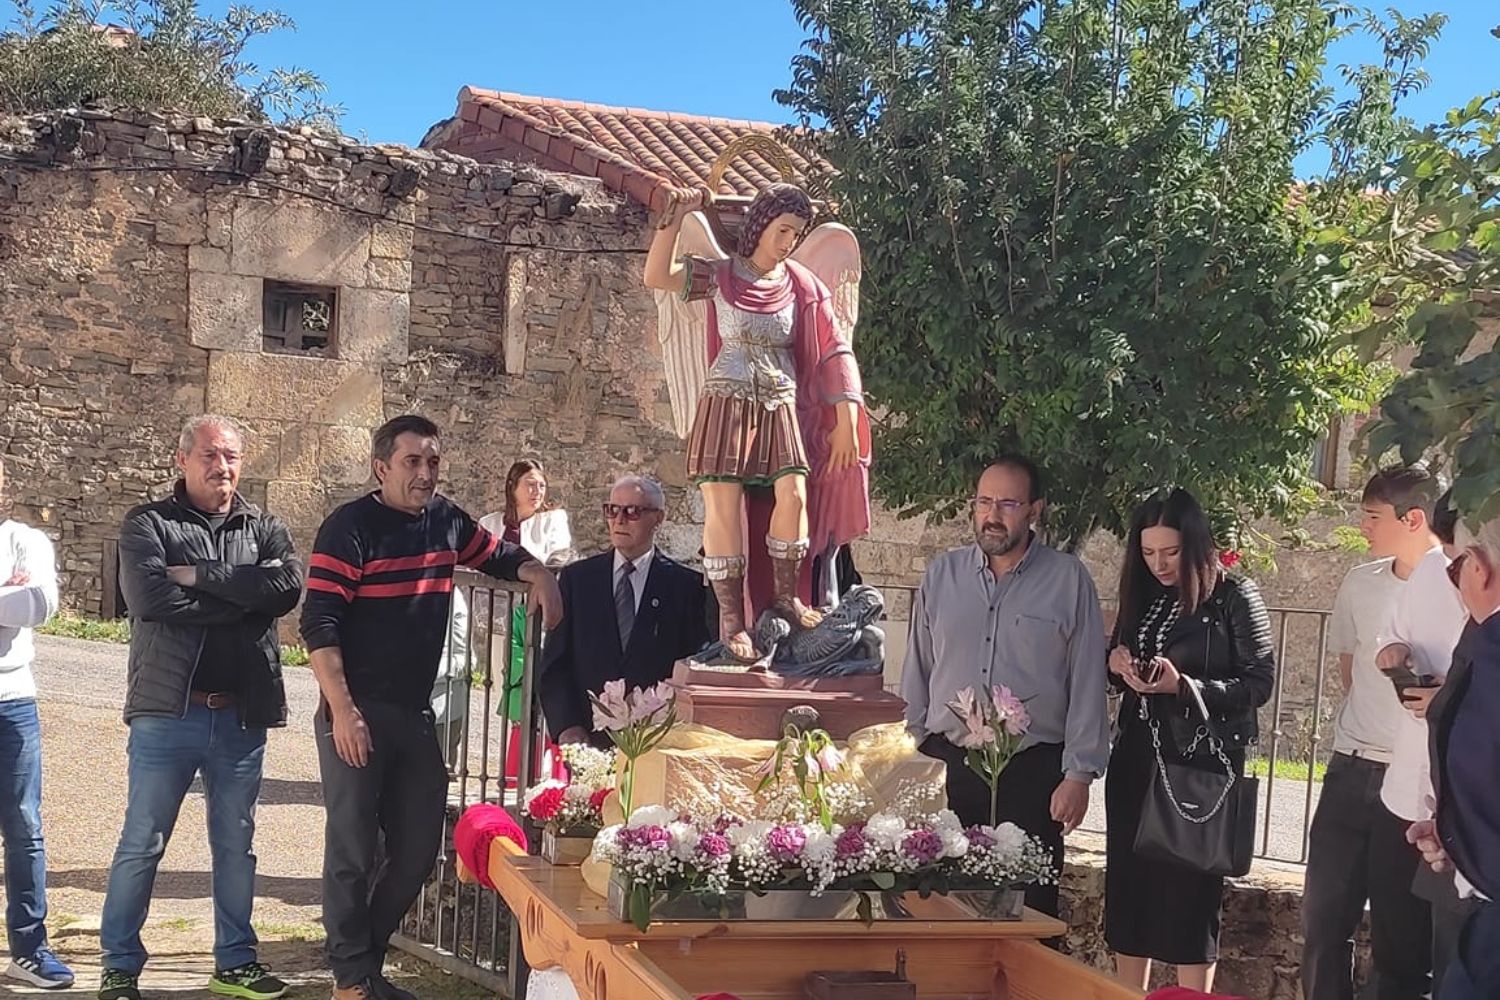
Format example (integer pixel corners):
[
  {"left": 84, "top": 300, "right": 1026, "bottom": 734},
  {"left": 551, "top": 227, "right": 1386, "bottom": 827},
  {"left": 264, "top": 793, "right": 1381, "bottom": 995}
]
[
  {"left": 1134, "top": 657, "right": 1163, "bottom": 685},
  {"left": 1385, "top": 666, "right": 1440, "bottom": 700}
]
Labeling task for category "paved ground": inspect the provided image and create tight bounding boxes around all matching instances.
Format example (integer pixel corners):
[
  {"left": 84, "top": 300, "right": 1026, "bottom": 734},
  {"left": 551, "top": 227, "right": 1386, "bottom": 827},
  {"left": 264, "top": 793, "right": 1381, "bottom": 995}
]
[{"left": 3, "top": 636, "right": 493, "bottom": 999}]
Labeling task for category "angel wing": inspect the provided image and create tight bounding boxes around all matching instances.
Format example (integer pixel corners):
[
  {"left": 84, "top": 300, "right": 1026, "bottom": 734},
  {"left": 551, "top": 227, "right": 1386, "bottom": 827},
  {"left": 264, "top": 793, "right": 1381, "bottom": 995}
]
[
  {"left": 791, "top": 223, "right": 862, "bottom": 346},
  {"left": 654, "top": 210, "right": 728, "bottom": 438}
]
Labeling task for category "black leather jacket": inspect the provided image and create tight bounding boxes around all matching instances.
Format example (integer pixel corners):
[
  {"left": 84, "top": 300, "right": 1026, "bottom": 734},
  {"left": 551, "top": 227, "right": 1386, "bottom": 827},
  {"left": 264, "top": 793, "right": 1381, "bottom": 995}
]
[
  {"left": 1113, "top": 574, "right": 1277, "bottom": 749},
  {"left": 117, "top": 484, "right": 303, "bottom": 728}
]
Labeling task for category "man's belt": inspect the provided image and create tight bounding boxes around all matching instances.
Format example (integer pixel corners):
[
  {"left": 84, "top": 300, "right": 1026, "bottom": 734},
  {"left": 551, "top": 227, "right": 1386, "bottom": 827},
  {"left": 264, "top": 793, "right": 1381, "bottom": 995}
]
[{"left": 190, "top": 691, "right": 235, "bottom": 710}]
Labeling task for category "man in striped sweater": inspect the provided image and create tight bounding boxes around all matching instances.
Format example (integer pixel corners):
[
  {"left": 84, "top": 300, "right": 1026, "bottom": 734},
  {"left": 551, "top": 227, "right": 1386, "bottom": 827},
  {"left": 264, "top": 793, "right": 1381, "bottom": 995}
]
[{"left": 300, "top": 415, "right": 561, "bottom": 1000}]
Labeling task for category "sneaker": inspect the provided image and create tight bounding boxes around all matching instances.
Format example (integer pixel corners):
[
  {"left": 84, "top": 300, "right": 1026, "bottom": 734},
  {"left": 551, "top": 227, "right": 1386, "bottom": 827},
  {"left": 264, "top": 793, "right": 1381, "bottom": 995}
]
[
  {"left": 209, "top": 962, "right": 288, "bottom": 1000},
  {"left": 372, "top": 973, "right": 417, "bottom": 1000},
  {"left": 98, "top": 968, "right": 141, "bottom": 1000},
  {"left": 6, "top": 948, "right": 75, "bottom": 989}
]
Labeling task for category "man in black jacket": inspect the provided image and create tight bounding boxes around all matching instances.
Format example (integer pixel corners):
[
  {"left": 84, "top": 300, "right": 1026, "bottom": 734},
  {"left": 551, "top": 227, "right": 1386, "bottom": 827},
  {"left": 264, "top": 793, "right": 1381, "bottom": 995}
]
[
  {"left": 540, "top": 475, "right": 708, "bottom": 746},
  {"left": 98, "top": 416, "right": 303, "bottom": 1000}
]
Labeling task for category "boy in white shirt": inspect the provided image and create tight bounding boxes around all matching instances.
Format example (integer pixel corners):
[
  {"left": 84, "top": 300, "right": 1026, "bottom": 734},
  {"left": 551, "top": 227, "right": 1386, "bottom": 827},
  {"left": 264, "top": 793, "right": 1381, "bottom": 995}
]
[
  {"left": 1301, "top": 466, "right": 1440, "bottom": 1000},
  {"left": 1374, "top": 490, "right": 1473, "bottom": 993}
]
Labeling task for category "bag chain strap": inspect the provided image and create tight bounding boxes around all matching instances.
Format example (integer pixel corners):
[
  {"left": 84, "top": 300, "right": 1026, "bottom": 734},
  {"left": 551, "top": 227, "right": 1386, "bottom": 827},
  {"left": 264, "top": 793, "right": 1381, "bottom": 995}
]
[{"left": 1148, "top": 718, "right": 1237, "bottom": 825}]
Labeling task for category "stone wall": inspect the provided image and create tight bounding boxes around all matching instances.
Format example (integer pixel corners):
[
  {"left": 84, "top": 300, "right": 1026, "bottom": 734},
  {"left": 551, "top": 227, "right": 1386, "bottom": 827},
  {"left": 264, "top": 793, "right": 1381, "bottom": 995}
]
[{"left": 0, "top": 110, "right": 715, "bottom": 615}]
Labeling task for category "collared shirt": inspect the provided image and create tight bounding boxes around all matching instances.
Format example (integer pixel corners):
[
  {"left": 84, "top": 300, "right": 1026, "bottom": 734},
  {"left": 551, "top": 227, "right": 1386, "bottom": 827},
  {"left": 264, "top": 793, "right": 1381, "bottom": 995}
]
[
  {"left": 612, "top": 547, "right": 655, "bottom": 612},
  {"left": 900, "top": 538, "right": 1110, "bottom": 782}
]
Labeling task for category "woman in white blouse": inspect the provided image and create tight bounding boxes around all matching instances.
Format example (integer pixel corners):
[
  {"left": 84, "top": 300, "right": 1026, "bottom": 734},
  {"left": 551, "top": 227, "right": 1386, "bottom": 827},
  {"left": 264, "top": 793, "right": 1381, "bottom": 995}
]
[
  {"left": 432, "top": 460, "right": 574, "bottom": 776},
  {"left": 479, "top": 458, "right": 575, "bottom": 567}
]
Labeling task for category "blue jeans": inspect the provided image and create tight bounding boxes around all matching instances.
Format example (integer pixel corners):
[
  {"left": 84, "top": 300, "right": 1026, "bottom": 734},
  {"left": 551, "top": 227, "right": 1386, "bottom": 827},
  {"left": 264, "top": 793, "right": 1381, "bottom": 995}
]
[
  {"left": 100, "top": 705, "right": 267, "bottom": 974},
  {"left": 0, "top": 698, "right": 50, "bottom": 958}
]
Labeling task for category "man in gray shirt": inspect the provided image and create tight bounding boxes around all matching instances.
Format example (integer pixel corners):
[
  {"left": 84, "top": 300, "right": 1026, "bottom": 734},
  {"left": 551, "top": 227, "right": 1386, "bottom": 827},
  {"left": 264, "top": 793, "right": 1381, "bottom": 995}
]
[{"left": 901, "top": 455, "right": 1109, "bottom": 917}]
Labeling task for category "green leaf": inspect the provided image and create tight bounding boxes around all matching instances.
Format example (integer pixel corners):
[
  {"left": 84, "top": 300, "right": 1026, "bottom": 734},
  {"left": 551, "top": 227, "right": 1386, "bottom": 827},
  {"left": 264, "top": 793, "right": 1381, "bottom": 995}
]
[
  {"left": 629, "top": 883, "right": 653, "bottom": 933},
  {"left": 871, "top": 871, "right": 897, "bottom": 891}
]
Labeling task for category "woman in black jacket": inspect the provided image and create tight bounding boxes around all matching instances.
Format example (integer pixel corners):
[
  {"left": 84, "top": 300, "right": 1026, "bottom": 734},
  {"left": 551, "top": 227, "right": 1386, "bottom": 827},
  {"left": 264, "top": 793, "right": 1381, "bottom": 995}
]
[{"left": 1104, "top": 488, "right": 1275, "bottom": 992}]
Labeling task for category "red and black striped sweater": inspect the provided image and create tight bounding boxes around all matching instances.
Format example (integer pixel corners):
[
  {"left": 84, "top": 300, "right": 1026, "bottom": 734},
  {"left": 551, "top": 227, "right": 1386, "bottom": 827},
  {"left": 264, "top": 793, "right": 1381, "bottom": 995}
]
[{"left": 299, "top": 492, "right": 535, "bottom": 710}]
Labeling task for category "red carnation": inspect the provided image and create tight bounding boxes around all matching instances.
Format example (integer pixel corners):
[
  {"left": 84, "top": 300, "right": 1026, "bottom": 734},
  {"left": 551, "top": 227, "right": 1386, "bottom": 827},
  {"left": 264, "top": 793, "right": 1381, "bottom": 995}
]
[
  {"left": 527, "top": 784, "right": 566, "bottom": 822},
  {"left": 588, "top": 786, "right": 611, "bottom": 815},
  {"left": 1219, "top": 550, "right": 1242, "bottom": 569}
]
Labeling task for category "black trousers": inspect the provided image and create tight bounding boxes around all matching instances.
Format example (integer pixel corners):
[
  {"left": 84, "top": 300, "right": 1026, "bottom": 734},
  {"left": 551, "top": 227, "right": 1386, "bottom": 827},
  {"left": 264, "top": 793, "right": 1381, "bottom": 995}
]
[
  {"left": 921, "top": 736, "right": 1065, "bottom": 917},
  {"left": 1414, "top": 857, "right": 1482, "bottom": 996},
  {"left": 1302, "top": 753, "right": 1433, "bottom": 1000},
  {"left": 317, "top": 699, "right": 447, "bottom": 988}
]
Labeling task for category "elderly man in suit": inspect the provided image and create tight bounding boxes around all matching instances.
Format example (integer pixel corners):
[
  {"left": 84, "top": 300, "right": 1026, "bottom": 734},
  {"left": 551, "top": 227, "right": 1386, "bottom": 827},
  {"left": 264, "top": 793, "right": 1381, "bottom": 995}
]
[
  {"left": 540, "top": 476, "right": 709, "bottom": 745},
  {"left": 1409, "top": 510, "right": 1500, "bottom": 1000}
]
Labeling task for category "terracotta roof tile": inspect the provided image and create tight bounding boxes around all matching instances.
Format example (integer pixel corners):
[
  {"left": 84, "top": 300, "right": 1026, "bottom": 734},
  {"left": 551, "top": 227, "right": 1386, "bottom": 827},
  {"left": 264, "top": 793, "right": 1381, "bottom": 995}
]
[{"left": 438, "top": 87, "right": 827, "bottom": 208}]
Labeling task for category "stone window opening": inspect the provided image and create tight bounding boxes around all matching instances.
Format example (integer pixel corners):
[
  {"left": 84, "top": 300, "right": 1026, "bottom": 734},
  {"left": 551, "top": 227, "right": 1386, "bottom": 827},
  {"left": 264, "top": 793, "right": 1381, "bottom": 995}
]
[{"left": 263, "top": 280, "right": 339, "bottom": 357}]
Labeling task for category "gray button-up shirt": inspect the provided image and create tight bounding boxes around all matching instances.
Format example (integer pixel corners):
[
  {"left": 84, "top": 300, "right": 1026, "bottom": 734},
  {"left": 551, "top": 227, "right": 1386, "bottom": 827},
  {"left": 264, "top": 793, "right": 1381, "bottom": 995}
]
[{"left": 901, "top": 538, "right": 1110, "bottom": 782}]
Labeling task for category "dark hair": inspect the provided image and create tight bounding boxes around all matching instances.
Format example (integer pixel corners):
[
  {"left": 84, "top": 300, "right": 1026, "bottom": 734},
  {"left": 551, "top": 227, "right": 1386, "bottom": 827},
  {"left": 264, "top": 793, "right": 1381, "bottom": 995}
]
[
  {"left": 1362, "top": 464, "right": 1438, "bottom": 519},
  {"left": 983, "top": 454, "right": 1044, "bottom": 502},
  {"left": 1117, "top": 488, "right": 1221, "bottom": 646},
  {"left": 1431, "top": 487, "right": 1459, "bottom": 546},
  {"left": 738, "top": 183, "right": 814, "bottom": 258},
  {"left": 503, "top": 458, "right": 550, "bottom": 528},
  {"left": 372, "top": 414, "right": 440, "bottom": 463}
]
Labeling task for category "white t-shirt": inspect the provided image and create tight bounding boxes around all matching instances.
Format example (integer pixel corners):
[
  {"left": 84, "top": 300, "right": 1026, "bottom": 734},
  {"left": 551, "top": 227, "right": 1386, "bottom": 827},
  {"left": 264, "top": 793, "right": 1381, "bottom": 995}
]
[
  {"left": 1377, "top": 547, "right": 1469, "bottom": 820},
  {"left": 1328, "top": 558, "right": 1408, "bottom": 760}
]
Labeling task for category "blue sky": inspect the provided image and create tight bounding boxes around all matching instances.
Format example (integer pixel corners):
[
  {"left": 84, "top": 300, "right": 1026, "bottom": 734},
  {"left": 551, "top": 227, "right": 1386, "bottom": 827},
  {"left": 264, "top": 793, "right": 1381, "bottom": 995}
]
[{"left": 2, "top": 1, "right": 1493, "bottom": 175}]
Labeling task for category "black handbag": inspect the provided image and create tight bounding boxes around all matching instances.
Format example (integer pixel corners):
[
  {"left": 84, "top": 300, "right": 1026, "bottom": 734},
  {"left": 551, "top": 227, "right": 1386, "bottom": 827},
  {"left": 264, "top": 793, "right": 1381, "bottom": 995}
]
[{"left": 1132, "top": 679, "right": 1257, "bottom": 877}]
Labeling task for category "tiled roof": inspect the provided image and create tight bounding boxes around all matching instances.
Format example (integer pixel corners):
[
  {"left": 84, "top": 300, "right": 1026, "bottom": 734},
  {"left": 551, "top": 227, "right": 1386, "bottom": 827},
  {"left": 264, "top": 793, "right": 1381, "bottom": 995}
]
[{"left": 428, "top": 88, "right": 826, "bottom": 214}]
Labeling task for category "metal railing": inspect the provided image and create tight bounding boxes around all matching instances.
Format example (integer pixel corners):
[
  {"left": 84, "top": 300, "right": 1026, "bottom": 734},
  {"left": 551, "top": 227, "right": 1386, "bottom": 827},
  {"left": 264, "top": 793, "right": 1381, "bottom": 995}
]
[
  {"left": 869, "top": 581, "right": 1337, "bottom": 866},
  {"left": 393, "top": 569, "right": 545, "bottom": 998}
]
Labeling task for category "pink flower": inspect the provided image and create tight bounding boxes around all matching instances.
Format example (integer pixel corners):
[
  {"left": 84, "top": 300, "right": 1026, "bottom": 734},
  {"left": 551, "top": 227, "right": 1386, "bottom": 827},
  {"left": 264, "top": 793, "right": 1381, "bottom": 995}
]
[
  {"left": 767, "top": 824, "right": 808, "bottom": 861},
  {"left": 1219, "top": 550, "right": 1242, "bottom": 569},
  {"left": 590, "top": 679, "right": 631, "bottom": 732},
  {"left": 802, "top": 751, "right": 822, "bottom": 781},
  {"left": 902, "top": 828, "right": 943, "bottom": 864},
  {"left": 628, "top": 683, "right": 674, "bottom": 725},
  {"left": 697, "top": 832, "right": 731, "bottom": 859},
  {"left": 966, "top": 825, "right": 996, "bottom": 848},
  {"left": 753, "top": 753, "right": 779, "bottom": 780},
  {"left": 588, "top": 787, "right": 611, "bottom": 815},
  {"left": 619, "top": 824, "right": 671, "bottom": 852},
  {"left": 990, "top": 685, "right": 1030, "bottom": 737},
  {"left": 835, "top": 824, "right": 868, "bottom": 860}
]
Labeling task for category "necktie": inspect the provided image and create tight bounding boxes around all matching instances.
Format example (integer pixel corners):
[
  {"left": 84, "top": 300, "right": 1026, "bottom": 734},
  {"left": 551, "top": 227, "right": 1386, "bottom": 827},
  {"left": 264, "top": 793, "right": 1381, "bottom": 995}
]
[{"left": 615, "top": 561, "right": 635, "bottom": 650}]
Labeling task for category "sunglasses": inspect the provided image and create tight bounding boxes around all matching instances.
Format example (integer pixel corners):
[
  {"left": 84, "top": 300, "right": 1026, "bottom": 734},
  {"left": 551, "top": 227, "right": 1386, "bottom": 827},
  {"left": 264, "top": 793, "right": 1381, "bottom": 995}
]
[
  {"left": 602, "top": 503, "right": 661, "bottom": 522},
  {"left": 1447, "top": 552, "right": 1468, "bottom": 589}
]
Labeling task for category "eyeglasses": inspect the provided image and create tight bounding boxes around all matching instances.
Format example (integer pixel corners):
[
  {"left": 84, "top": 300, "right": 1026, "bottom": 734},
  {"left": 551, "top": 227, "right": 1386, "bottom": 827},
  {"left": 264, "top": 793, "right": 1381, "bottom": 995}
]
[
  {"left": 970, "top": 496, "right": 1031, "bottom": 514},
  {"left": 602, "top": 503, "right": 661, "bottom": 522},
  {"left": 1447, "top": 551, "right": 1468, "bottom": 589}
]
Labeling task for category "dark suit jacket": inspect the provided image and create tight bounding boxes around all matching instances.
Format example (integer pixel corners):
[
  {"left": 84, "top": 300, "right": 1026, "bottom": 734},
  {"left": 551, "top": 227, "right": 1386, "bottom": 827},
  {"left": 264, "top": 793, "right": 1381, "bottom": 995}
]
[
  {"left": 1430, "top": 615, "right": 1500, "bottom": 902},
  {"left": 539, "top": 548, "right": 709, "bottom": 742}
]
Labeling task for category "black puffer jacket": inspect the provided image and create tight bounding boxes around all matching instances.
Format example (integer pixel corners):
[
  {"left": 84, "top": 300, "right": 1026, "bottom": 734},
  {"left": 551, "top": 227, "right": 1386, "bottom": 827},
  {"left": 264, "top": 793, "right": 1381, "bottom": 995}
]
[
  {"left": 1113, "top": 574, "right": 1277, "bottom": 749},
  {"left": 118, "top": 483, "right": 303, "bottom": 727}
]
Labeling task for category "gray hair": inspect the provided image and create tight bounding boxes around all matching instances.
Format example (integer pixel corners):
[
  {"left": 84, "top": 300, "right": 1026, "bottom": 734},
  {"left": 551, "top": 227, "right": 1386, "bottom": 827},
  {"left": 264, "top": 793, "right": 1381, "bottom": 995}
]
[
  {"left": 177, "top": 414, "right": 245, "bottom": 453},
  {"left": 611, "top": 475, "right": 666, "bottom": 511},
  {"left": 1456, "top": 513, "right": 1500, "bottom": 570}
]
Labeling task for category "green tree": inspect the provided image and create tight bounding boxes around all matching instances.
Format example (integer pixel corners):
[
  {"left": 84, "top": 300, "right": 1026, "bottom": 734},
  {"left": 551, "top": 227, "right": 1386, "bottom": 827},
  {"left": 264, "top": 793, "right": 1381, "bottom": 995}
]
[
  {"left": 0, "top": 0, "right": 340, "bottom": 128},
  {"left": 1325, "top": 76, "right": 1500, "bottom": 522},
  {"left": 776, "top": 0, "right": 1390, "bottom": 547}
]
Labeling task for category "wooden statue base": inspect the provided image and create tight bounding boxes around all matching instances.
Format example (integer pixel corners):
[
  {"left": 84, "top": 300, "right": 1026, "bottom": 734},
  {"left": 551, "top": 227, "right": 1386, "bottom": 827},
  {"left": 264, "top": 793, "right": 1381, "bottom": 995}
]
[{"left": 669, "top": 659, "right": 906, "bottom": 740}]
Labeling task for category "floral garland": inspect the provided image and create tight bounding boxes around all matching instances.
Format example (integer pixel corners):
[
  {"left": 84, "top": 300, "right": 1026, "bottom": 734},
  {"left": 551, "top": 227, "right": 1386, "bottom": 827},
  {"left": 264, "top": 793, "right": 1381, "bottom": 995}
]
[{"left": 595, "top": 804, "right": 1055, "bottom": 931}]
